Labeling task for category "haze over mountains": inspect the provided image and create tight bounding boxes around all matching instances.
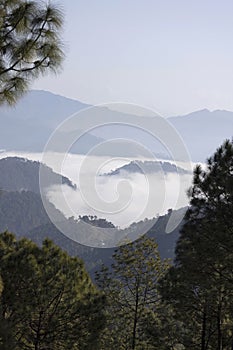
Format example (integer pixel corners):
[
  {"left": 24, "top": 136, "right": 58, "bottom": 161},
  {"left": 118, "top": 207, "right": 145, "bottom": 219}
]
[
  {"left": 0, "top": 90, "right": 231, "bottom": 261},
  {"left": 0, "top": 90, "right": 102, "bottom": 153},
  {"left": 168, "top": 109, "right": 233, "bottom": 161},
  {"left": 0, "top": 85, "right": 229, "bottom": 272},
  {"left": 0, "top": 89, "right": 229, "bottom": 245},
  {"left": 0, "top": 156, "right": 183, "bottom": 274},
  {"left": 0, "top": 90, "right": 232, "bottom": 161}
]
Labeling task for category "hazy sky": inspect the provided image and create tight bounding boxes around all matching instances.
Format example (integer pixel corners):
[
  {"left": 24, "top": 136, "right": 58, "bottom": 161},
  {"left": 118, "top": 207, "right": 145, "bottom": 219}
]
[{"left": 33, "top": 0, "right": 233, "bottom": 116}]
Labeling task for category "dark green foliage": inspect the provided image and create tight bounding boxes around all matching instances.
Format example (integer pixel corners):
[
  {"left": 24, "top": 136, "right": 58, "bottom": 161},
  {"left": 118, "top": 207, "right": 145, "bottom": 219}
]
[
  {"left": 0, "top": 0, "right": 64, "bottom": 105},
  {"left": 96, "top": 236, "right": 170, "bottom": 349},
  {"left": 0, "top": 232, "right": 105, "bottom": 349},
  {"left": 0, "top": 140, "right": 233, "bottom": 348},
  {"left": 161, "top": 139, "right": 233, "bottom": 349}
]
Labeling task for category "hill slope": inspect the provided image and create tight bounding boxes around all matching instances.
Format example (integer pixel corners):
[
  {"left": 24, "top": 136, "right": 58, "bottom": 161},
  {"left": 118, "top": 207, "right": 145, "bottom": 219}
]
[
  {"left": 0, "top": 157, "right": 75, "bottom": 193},
  {"left": 0, "top": 189, "right": 65, "bottom": 235},
  {"left": 104, "top": 160, "right": 190, "bottom": 176}
]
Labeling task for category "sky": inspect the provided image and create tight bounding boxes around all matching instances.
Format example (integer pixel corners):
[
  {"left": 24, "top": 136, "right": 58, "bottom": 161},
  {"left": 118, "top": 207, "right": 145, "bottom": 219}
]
[{"left": 33, "top": 0, "right": 233, "bottom": 116}]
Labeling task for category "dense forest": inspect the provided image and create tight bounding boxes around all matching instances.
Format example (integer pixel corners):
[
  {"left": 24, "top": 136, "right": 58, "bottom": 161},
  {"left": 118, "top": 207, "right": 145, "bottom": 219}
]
[
  {"left": 0, "top": 139, "right": 232, "bottom": 349},
  {"left": 0, "top": 2, "right": 232, "bottom": 348}
]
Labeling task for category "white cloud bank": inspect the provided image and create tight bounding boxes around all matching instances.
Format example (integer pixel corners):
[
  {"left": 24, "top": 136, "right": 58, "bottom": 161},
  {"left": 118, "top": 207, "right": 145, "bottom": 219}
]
[{"left": 0, "top": 151, "right": 194, "bottom": 228}]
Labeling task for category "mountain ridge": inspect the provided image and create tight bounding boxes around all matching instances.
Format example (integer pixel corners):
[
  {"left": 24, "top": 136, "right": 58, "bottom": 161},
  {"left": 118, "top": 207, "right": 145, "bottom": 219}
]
[
  {"left": 0, "top": 90, "right": 233, "bottom": 161},
  {"left": 103, "top": 160, "right": 190, "bottom": 177},
  {"left": 0, "top": 157, "right": 76, "bottom": 193}
]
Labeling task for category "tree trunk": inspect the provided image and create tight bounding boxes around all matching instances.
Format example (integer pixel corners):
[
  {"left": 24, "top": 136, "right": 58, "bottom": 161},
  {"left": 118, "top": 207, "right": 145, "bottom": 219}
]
[
  {"left": 217, "top": 304, "right": 222, "bottom": 350},
  {"left": 132, "top": 289, "right": 139, "bottom": 349},
  {"left": 201, "top": 306, "right": 207, "bottom": 350}
]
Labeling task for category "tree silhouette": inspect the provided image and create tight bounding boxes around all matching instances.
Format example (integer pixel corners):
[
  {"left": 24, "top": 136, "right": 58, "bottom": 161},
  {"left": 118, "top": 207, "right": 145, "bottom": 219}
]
[
  {"left": 0, "top": 0, "right": 64, "bottom": 105},
  {"left": 161, "top": 139, "right": 233, "bottom": 349}
]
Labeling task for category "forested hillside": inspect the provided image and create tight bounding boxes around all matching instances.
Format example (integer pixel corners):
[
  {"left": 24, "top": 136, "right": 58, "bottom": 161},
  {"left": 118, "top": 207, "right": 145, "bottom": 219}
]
[
  {"left": 0, "top": 156, "right": 185, "bottom": 275},
  {"left": 0, "top": 189, "right": 64, "bottom": 235},
  {"left": 27, "top": 210, "right": 183, "bottom": 276},
  {"left": 0, "top": 141, "right": 232, "bottom": 348},
  {"left": 95, "top": 140, "right": 233, "bottom": 349},
  {"left": 0, "top": 0, "right": 232, "bottom": 347},
  {"left": 0, "top": 157, "right": 75, "bottom": 193}
]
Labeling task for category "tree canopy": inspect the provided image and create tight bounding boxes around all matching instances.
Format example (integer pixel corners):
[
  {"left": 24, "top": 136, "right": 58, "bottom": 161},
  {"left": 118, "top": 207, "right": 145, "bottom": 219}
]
[
  {"left": 96, "top": 236, "right": 170, "bottom": 350},
  {"left": 0, "top": 0, "right": 64, "bottom": 105},
  {"left": 0, "top": 134, "right": 232, "bottom": 348},
  {"left": 0, "top": 232, "right": 105, "bottom": 349},
  {"left": 160, "top": 139, "right": 233, "bottom": 349}
]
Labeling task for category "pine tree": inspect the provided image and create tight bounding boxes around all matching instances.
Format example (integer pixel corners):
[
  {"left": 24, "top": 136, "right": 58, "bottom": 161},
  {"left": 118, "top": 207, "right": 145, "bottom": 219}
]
[
  {"left": 0, "top": 0, "right": 64, "bottom": 105},
  {"left": 160, "top": 139, "right": 233, "bottom": 349},
  {"left": 0, "top": 232, "right": 105, "bottom": 350},
  {"left": 96, "top": 236, "right": 170, "bottom": 350}
]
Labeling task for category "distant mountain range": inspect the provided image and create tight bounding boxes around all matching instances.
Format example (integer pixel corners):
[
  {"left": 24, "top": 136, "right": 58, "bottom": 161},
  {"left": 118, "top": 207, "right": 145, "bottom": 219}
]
[
  {"left": 0, "top": 90, "right": 232, "bottom": 161},
  {"left": 168, "top": 109, "right": 233, "bottom": 161},
  {"left": 0, "top": 90, "right": 103, "bottom": 153},
  {"left": 0, "top": 91, "right": 229, "bottom": 275}
]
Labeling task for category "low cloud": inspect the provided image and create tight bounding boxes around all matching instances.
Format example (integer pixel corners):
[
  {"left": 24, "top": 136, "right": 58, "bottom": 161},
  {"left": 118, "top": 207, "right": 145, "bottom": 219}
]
[
  {"left": 0, "top": 151, "right": 193, "bottom": 228},
  {"left": 47, "top": 171, "right": 192, "bottom": 228}
]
